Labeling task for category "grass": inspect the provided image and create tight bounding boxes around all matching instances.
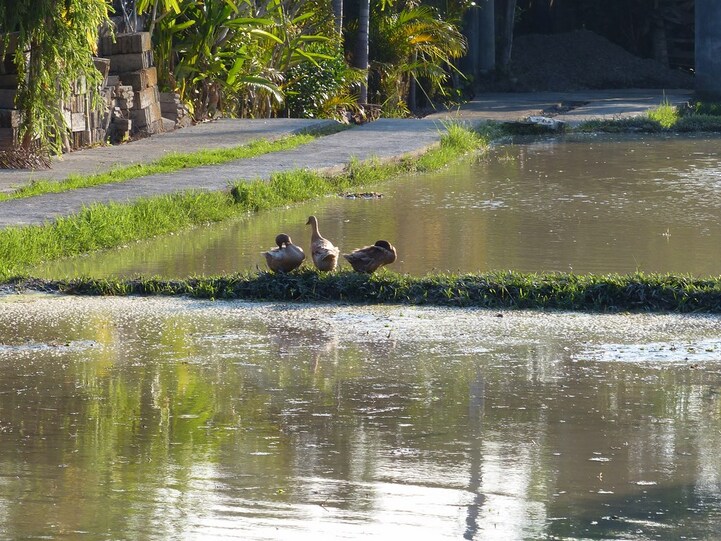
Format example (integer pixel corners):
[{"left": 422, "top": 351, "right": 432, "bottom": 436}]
[
  {"left": 0, "top": 122, "right": 491, "bottom": 282},
  {"left": 14, "top": 270, "right": 721, "bottom": 313},
  {"left": 0, "top": 132, "right": 329, "bottom": 202},
  {"left": 576, "top": 98, "right": 721, "bottom": 133}
]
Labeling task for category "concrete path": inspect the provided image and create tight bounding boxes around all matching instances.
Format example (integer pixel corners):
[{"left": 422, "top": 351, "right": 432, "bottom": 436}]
[
  {"left": 426, "top": 88, "right": 693, "bottom": 126},
  {"left": 0, "top": 118, "right": 446, "bottom": 228},
  {"left": 0, "top": 89, "right": 694, "bottom": 229},
  {"left": 0, "top": 118, "right": 334, "bottom": 192}
]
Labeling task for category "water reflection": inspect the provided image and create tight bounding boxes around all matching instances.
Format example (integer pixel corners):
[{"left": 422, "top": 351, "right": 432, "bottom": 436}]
[
  {"left": 0, "top": 296, "right": 720, "bottom": 539},
  {"left": 32, "top": 133, "right": 721, "bottom": 278}
]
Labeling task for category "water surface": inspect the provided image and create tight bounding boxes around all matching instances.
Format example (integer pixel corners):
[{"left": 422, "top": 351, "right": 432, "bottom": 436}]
[
  {"left": 33, "top": 133, "right": 721, "bottom": 278},
  {"left": 1, "top": 295, "right": 720, "bottom": 539}
]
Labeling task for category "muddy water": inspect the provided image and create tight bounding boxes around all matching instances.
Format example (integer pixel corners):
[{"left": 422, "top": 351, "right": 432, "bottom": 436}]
[
  {"left": 1, "top": 295, "right": 720, "bottom": 540},
  {"left": 33, "top": 133, "right": 721, "bottom": 278}
]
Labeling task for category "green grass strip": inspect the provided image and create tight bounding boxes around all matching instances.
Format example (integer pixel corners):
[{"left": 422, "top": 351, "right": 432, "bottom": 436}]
[
  {"left": 0, "top": 132, "right": 324, "bottom": 202},
  {"left": 14, "top": 270, "right": 721, "bottom": 313},
  {"left": 0, "top": 123, "right": 490, "bottom": 282}
]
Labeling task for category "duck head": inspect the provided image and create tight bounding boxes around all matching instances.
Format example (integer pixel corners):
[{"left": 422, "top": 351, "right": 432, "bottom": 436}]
[{"left": 275, "top": 233, "right": 292, "bottom": 248}]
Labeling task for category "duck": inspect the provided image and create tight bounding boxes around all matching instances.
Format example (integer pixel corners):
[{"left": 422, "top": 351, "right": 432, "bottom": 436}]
[
  {"left": 262, "top": 233, "right": 305, "bottom": 273},
  {"left": 306, "top": 215, "right": 340, "bottom": 271},
  {"left": 343, "top": 240, "right": 397, "bottom": 273}
]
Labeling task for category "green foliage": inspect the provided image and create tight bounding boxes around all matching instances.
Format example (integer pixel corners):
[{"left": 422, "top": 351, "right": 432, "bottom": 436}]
[
  {"left": 284, "top": 44, "right": 364, "bottom": 119},
  {"left": 647, "top": 102, "right": 679, "bottom": 128},
  {"left": 575, "top": 117, "right": 667, "bottom": 133},
  {"left": 692, "top": 101, "right": 721, "bottom": 116},
  {"left": 369, "top": 5, "right": 467, "bottom": 115},
  {"left": 0, "top": 0, "right": 110, "bottom": 153},
  {"left": 23, "top": 270, "right": 721, "bottom": 314},
  {"left": 144, "top": 0, "right": 334, "bottom": 119}
]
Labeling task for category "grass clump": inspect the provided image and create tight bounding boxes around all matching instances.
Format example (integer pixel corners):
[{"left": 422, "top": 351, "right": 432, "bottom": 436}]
[
  {"left": 19, "top": 270, "right": 721, "bottom": 313},
  {"left": 576, "top": 98, "right": 721, "bottom": 133},
  {"left": 692, "top": 101, "right": 721, "bottom": 116},
  {"left": 0, "top": 123, "right": 489, "bottom": 282},
  {"left": 646, "top": 101, "right": 679, "bottom": 128}
]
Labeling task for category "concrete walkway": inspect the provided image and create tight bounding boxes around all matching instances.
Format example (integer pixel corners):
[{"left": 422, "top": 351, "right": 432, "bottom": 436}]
[
  {"left": 426, "top": 88, "right": 693, "bottom": 125},
  {"left": 0, "top": 118, "right": 335, "bottom": 192},
  {"left": 0, "top": 89, "right": 694, "bottom": 229},
  {"left": 0, "top": 118, "right": 446, "bottom": 227}
]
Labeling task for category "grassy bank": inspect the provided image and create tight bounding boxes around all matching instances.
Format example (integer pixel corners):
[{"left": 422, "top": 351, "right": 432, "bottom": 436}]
[
  {"left": 16, "top": 270, "right": 721, "bottom": 313},
  {"left": 0, "top": 123, "right": 490, "bottom": 282}
]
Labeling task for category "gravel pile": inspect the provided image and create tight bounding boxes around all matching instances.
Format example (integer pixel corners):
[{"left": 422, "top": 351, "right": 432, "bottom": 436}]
[{"left": 505, "top": 29, "right": 694, "bottom": 91}]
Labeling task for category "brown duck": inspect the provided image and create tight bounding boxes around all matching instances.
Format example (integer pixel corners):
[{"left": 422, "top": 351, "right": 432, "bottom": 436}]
[
  {"left": 306, "top": 215, "right": 340, "bottom": 271},
  {"left": 343, "top": 240, "right": 397, "bottom": 273},
  {"left": 263, "top": 233, "right": 305, "bottom": 272}
]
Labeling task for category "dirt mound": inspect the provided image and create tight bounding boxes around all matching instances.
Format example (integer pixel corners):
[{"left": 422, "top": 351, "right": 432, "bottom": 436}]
[{"left": 504, "top": 30, "right": 693, "bottom": 91}]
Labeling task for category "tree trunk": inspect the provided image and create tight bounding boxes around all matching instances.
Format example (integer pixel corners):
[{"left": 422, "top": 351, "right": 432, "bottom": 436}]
[
  {"left": 651, "top": 2, "right": 669, "bottom": 67},
  {"left": 332, "top": 0, "right": 343, "bottom": 36},
  {"left": 408, "top": 51, "right": 417, "bottom": 112},
  {"left": 478, "top": 0, "right": 495, "bottom": 74},
  {"left": 356, "top": 0, "right": 370, "bottom": 104},
  {"left": 497, "top": 0, "right": 516, "bottom": 75}
]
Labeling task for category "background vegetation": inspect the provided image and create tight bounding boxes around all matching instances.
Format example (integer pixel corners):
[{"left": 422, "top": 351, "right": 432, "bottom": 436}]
[{"left": 0, "top": 0, "right": 703, "bottom": 154}]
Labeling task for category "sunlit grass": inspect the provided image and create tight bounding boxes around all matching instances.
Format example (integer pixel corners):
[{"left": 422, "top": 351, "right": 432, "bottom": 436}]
[
  {"left": 575, "top": 98, "right": 721, "bottom": 133},
  {"left": 16, "top": 270, "right": 721, "bottom": 313},
  {"left": 646, "top": 100, "right": 679, "bottom": 129},
  {"left": 0, "top": 123, "right": 490, "bottom": 282}
]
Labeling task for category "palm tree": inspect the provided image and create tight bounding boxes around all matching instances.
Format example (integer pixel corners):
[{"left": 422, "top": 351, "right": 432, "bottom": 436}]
[{"left": 370, "top": 5, "right": 466, "bottom": 114}]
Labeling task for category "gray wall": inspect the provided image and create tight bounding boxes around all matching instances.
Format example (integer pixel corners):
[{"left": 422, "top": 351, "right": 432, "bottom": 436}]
[{"left": 696, "top": 0, "right": 721, "bottom": 99}]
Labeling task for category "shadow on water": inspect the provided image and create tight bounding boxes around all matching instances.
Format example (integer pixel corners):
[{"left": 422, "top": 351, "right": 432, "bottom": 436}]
[{"left": 547, "top": 483, "right": 721, "bottom": 540}]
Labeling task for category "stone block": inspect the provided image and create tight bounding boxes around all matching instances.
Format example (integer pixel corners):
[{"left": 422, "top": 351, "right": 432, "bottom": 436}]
[
  {"left": 108, "top": 51, "right": 154, "bottom": 74},
  {"left": 132, "top": 86, "right": 159, "bottom": 110},
  {"left": 0, "top": 108, "right": 20, "bottom": 128},
  {"left": 115, "top": 98, "right": 135, "bottom": 110},
  {"left": 159, "top": 91, "right": 180, "bottom": 104},
  {"left": 0, "top": 127, "right": 17, "bottom": 147},
  {"left": 122, "top": 67, "right": 157, "bottom": 90},
  {"left": 160, "top": 102, "right": 181, "bottom": 115},
  {"left": 112, "top": 117, "right": 132, "bottom": 131},
  {"left": 100, "top": 32, "right": 152, "bottom": 55},
  {"left": 70, "top": 112, "right": 86, "bottom": 132},
  {"left": 130, "top": 102, "right": 162, "bottom": 128},
  {"left": 0, "top": 74, "right": 18, "bottom": 89},
  {"left": 0, "top": 89, "right": 16, "bottom": 109},
  {"left": 161, "top": 117, "right": 176, "bottom": 132},
  {"left": 93, "top": 57, "right": 111, "bottom": 80}
]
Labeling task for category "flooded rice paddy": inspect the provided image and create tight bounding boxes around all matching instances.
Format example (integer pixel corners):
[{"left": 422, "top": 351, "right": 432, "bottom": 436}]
[
  {"left": 1, "top": 295, "right": 721, "bottom": 540},
  {"left": 6, "top": 134, "right": 721, "bottom": 539},
  {"left": 33, "top": 133, "right": 721, "bottom": 278}
]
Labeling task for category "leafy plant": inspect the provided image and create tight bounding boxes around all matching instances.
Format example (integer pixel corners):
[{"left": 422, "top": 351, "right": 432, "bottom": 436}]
[
  {"left": 369, "top": 5, "right": 466, "bottom": 115},
  {"left": 139, "top": 0, "right": 334, "bottom": 119},
  {"left": 284, "top": 43, "right": 364, "bottom": 119},
  {"left": 647, "top": 100, "right": 679, "bottom": 128},
  {"left": 0, "top": 0, "right": 110, "bottom": 154}
]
